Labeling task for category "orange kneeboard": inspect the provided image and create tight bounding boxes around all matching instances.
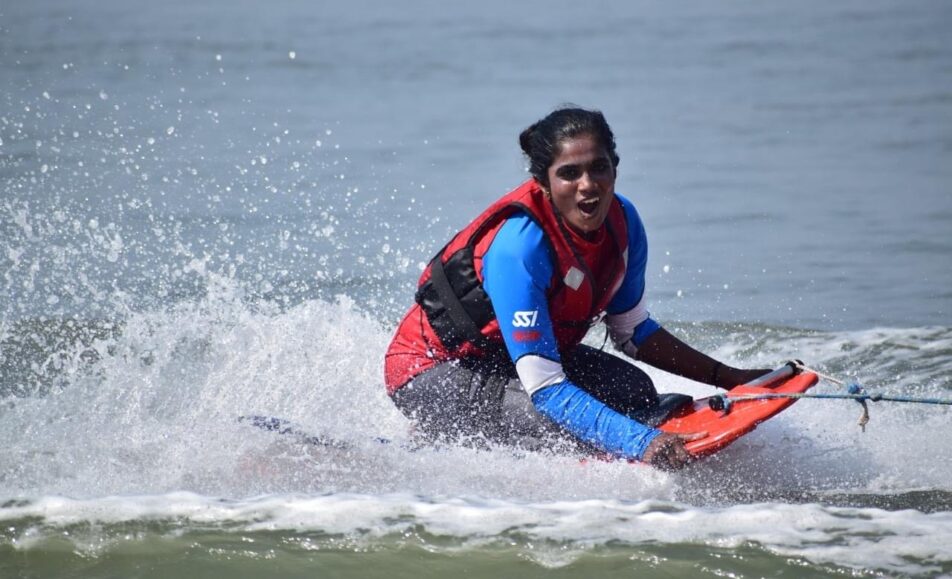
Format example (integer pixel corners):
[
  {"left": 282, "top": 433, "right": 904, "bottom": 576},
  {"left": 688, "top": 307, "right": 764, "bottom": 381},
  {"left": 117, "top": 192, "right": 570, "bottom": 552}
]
[{"left": 656, "top": 372, "right": 819, "bottom": 457}]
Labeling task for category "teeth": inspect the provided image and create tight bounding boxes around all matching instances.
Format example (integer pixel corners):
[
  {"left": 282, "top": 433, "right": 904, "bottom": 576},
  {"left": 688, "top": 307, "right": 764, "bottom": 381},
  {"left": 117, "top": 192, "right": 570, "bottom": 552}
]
[{"left": 579, "top": 199, "right": 599, "bottom": 213}]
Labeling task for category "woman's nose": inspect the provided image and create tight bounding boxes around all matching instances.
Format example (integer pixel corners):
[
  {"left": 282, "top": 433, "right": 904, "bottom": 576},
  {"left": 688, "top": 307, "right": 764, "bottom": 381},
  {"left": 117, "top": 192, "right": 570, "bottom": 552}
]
[{"left": 578, "top": 171, "right": 596, "bottom": 191}]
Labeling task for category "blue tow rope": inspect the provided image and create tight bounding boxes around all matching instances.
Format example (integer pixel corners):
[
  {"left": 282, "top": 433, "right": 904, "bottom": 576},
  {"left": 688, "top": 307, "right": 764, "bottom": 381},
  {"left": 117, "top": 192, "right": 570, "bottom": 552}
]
[{"left": 710, "top": 367, "right": 952, "bottom": 432}]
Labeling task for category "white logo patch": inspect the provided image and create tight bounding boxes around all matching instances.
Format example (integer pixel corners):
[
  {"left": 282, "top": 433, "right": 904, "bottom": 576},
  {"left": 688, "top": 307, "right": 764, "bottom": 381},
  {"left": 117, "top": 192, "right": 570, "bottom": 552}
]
[
  {"left": 512, "top": 310, "right": 539, "bottom": 328},
  {"left": 564, "top": 266, "right": 584, "bottom": 291}
]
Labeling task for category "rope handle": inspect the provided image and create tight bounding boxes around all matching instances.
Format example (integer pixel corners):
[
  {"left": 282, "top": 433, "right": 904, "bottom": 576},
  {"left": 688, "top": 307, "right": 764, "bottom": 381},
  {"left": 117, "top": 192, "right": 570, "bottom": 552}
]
[{"left": 708, "top": 361, "right": 951, "bottom": 431}]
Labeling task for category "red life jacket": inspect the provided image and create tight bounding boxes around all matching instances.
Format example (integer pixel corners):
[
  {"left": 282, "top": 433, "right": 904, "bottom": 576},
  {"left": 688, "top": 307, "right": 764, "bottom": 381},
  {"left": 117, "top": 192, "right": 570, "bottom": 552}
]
[{"left": 385, "top": 179, "right": 629, "bottom": 392}]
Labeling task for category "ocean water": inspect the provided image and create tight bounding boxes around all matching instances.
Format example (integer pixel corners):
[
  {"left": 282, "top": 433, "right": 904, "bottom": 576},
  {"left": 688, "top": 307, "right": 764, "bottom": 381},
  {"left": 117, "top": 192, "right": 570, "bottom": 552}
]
[{"left": 2, "top": 0, "right": 951, "bottom": 577}]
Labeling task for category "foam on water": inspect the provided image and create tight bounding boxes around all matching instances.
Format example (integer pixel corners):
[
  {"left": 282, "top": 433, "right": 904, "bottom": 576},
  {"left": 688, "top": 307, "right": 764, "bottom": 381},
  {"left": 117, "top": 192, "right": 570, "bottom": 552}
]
[
  {"left": 1, "top": 278, "right": 950, "bottom": 502},
  {"left": 2, "top": 492, "right": 951, "bottom": 575}
]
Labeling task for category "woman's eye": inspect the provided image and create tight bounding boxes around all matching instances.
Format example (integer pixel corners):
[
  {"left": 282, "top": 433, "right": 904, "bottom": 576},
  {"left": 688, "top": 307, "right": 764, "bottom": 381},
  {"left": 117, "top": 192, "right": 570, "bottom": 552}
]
[
  {"left": 592, "top": 160, "right": 611, "bottom": 174},
  {"left": 557, "top": 166, "right": 581, "bottom": 180}
]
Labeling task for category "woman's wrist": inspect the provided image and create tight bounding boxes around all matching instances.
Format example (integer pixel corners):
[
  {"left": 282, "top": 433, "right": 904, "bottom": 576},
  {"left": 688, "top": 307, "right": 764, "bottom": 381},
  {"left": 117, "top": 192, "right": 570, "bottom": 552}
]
[{"left": 709, "top": 361, "right": 724, "bottom": 387}]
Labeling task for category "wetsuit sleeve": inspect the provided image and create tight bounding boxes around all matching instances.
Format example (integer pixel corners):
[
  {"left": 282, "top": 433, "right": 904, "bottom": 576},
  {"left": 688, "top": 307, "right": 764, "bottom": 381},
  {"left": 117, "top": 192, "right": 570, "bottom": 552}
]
[
  {"left": 482, "top": 214, "right": 661, "bottom": 461},
  {"left": 531, "top": 383, "right": 661, "bottom": 460},
  {"left": 605, "top": 194, "right": 662, "bottom": 357}
]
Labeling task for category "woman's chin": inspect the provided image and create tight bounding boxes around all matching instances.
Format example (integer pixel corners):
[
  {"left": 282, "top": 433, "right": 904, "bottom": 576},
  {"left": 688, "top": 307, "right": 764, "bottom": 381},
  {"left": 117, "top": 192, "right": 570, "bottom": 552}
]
[{"left": 567, "top": 214, "right": 606, "bottom": 236}]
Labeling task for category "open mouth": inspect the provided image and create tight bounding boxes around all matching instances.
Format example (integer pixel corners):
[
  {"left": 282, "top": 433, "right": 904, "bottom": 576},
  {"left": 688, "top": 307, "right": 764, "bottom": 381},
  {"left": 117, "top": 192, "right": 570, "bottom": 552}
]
[{"left": 578, "top": 197, "right": 600, "bottom": 217}]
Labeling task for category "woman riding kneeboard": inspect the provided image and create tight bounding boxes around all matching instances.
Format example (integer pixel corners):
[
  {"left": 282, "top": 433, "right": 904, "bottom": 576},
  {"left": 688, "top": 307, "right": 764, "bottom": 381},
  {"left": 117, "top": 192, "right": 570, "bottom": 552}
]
[{"left": 384, "top": 107, "right": 769, "bottom": 470}]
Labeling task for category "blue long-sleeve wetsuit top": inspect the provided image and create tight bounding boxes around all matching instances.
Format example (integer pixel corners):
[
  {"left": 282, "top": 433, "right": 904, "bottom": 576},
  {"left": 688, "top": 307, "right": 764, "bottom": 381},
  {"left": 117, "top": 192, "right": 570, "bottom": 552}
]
[{"left": 481, "top": 193, "right": 663, "bottom": 460}]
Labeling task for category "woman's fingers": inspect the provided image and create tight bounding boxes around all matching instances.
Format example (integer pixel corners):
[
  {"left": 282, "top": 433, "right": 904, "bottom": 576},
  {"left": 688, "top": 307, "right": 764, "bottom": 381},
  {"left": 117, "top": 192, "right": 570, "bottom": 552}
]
[
  {"left": 643, "top": 432, "right": 701, "bottom": 471},
  {"left": 677, "top": 431, "right": 708, "bottom": 442},
  {"left": 715, "top": 366, "right": 772, "bottom": 389},
  {"left": 722, "top": 367, "right": 774, "bottom": 389}
]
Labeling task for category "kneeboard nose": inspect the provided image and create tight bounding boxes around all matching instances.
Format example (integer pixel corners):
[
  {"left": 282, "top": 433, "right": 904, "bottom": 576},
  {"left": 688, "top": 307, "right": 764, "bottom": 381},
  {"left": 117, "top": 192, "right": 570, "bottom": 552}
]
[{"left": 657, "top": 372, "right": 819, "bottom": 457}]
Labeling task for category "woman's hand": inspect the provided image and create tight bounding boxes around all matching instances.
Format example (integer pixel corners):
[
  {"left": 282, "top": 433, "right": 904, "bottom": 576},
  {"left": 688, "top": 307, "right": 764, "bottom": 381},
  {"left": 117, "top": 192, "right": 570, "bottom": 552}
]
[
  {"left": 642, "top": 431, "right": 706, "bottom": 471},
  {"left": 715, "top": 366, "right": 772, "bottom": 390}
]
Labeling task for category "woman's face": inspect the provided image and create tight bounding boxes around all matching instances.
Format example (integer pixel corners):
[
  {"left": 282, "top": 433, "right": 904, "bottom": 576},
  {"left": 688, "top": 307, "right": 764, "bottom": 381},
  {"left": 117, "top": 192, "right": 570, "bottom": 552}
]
[{"left": 544, "top": 133, "right": 616, "bottom": 237}]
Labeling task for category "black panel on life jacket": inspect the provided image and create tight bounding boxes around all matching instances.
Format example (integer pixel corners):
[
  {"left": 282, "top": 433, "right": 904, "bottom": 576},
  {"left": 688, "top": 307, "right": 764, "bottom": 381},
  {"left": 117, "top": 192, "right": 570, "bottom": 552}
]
[{"left": 415, "top": 245, "right": 495, "bottom": 351}]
